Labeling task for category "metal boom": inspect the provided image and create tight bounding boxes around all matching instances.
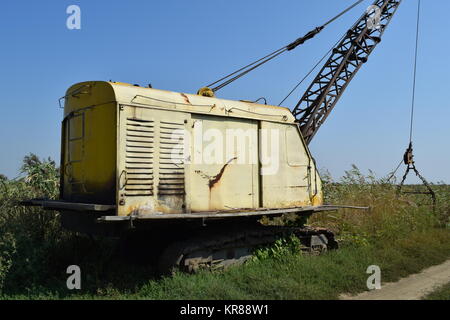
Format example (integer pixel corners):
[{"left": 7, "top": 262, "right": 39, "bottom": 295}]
[{"left": 293, "top": 0, "right": 402, "bottom": 144}]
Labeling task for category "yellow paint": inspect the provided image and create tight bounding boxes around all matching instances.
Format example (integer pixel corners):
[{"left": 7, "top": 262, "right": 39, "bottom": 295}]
[
  {"left": 62, "top": 82, "right": 117, "bottom": 204},
  {"left": 62, "top": 81, "right": 323, "bottom": 216}
]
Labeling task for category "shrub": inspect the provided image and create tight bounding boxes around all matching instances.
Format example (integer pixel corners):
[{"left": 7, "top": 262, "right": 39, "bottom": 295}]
[
  {"left": 0, "top": 157, "right": 448, "bottom": 297},
  {"left": 310, "top": 165, "right": 440, "bottom": 246},
  {"left": 252, "top": 235, "right": 301, "bottom": 261},
  {"left": 0, "top": 154, "right": 62, "bottom": 293}
]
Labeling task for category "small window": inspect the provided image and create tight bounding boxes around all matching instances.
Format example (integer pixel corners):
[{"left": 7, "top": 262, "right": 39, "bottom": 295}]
[
  {"left": 67, "top": 113, "right": 85, "bottom": 162},
  {"left": 68, "top": 113, "right": 84, "bottom": 141}
]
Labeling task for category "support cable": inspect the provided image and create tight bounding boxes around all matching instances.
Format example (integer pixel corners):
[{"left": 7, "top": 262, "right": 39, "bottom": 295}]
[
  {"left": 204, "top": 0, "right": 365, "bottom": 93},
  {"left": 278, "top": 34, "right": 346, "bottom": 106}
]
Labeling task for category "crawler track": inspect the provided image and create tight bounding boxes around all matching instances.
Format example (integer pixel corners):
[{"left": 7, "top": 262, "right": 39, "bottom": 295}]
[{"left": 158, "top": 224, "right": 338, "bottom": 274}]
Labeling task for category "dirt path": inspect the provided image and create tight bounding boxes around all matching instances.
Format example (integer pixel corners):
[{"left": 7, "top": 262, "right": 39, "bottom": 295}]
[{"left": 341, "top": 259, "right": 450, "bottom": 300}]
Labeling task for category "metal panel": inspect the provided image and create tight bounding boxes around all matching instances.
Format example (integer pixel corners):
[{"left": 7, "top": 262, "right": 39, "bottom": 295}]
[
  {"left": 158, "top": 120, "right": 186, "bottom": 196},
  {"left": 260, "top": 122, "right": 317, "bottom": 208},
  {"left": 189, "top": 115, "right": 259, "bottom": 212},
  {"left": 62, "top": 82, "right": 117, "bottom": 205},
  {"left": 97, "top": 205, "right": 369, "bottom": 222},
  {"left": 118, "top": 105, "right": 190, "bottom": 216},
  {"left": 124, "top": 118, "right": 155, "bottom": 197}
]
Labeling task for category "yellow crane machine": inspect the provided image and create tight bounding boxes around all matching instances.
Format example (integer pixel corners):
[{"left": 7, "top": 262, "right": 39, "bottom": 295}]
[{"left": 24, "top": 0, "right": 402, "bottom": 272}]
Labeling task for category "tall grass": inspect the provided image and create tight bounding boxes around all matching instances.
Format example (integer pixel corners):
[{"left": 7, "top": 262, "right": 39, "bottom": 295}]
[
  {"left": 310, "top": 165, "right": 449, "bottom": 246},
  {"left": 0, "top": 154, "right": 63, "bottom": 292},
  {"left": 0, "top": 158, "right": 448, "bottom": 299}
]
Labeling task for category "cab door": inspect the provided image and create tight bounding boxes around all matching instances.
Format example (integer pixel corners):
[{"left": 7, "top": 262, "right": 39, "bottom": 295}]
[
  {"left": 188, "top": 115, "right": 259, "bottom": 212},
  {"left": 260, "top": 122, "right": 312, "bottom": 208}
]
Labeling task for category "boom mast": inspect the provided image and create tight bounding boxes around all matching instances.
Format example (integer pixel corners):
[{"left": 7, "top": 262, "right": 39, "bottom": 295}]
[{"left": 293, "top": 0, "right": 402, "bottom": 144}]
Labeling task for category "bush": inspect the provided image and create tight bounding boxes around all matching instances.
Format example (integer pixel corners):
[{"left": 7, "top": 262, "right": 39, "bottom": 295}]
[
  {"left": 253, "top": 235, "right": 301, "bottom": 261},
  {"left": 0, "top": 158, "right": 448, "bottom": 298},
  {"left": 0, "top": 154, "right": 63, "bottom": 293},
  {"left": 311, "top": 165, "right": 442, "bottom": 246}
]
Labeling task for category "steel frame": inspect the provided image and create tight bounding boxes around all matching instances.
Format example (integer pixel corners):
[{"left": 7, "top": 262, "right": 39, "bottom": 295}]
[{"left": 293, "top": 0, "right": 402, "bottom": 144}]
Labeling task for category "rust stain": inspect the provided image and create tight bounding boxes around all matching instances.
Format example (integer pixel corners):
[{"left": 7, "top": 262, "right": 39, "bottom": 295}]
[
  {"left": 274, "top": 200, "right": 311, "bottom": 208},
  {"left": 126, "top": 204, "right": 139, "bottom": 215},
  {"left": 208, "top": 157, "right": 237, "bottom": 189},
  {"left": 195, "top": 170, "right": 210, "bottom": 180},
  {"left": 181, "top": 93, "right": 191, "bottom": 104}
]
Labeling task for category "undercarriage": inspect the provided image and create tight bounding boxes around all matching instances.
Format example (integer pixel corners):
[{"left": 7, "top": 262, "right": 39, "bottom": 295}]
[
  {"left": 22, "top": 200, "right": 362, "bottom": 273},
  {"left": 155, "top": 222, "right": 338, "bottom": 274}
]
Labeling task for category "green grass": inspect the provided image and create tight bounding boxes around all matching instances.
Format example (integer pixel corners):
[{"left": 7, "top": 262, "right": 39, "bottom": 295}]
[
  {"left": 425, "top": 282, "right": 450, "bottom": 300},
  {"left": 2, "top": 228, "right": 449, "bottom": 300},
  {"left": 0, "top": 157, "right": 449, "bottom": 300}
]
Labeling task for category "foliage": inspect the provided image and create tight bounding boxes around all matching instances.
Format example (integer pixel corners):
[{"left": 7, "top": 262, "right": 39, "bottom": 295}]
[
  {"left": 252, "top": 235, "right": 301, "bottom": 261},
  {"left": 3, "top": 229, "right": 449, "bottom": 300},
  {"left": 21, "top": 154, "right": 59, "bottom": 199},
  {"left": 0, "top": 154, "right": 62, "bottom": 293},
  {"left": 0, "top": 158, "right": 449, "bottom": 299},
  {"left": 425, "top": 282, "right": 450, "bottom": 300},
  {"left": 310, "top": 164, "right": 445, "bottom": 246}
]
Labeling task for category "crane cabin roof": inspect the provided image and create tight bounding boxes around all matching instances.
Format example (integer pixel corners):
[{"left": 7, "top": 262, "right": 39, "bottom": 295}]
[{"left": 63, "top": 81, "right": 295, "bottom": 123}]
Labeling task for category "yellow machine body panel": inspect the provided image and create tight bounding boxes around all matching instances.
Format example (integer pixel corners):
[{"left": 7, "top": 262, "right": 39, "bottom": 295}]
[
  {"left": 62, "top": 82, "right": 117, "bottom": 204},
  {"left": 62, "top": 81, "right": 323, "bottom": 217}
]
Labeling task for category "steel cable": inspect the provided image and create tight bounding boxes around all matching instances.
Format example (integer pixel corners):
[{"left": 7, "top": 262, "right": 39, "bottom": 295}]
[
  {"left": 409, "top": 0, "right": 421, "bottom": 144},
  {"left": 205, "top": 0, "right": 365, "bottom": 92}
]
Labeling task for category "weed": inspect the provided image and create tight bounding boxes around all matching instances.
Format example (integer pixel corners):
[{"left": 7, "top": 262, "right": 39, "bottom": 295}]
[
  {"left": 0, "top": 157, "right": 449, "bottom": 299},
  {"left": 252, "top": 235, "right": 301, "bottom": 261}
]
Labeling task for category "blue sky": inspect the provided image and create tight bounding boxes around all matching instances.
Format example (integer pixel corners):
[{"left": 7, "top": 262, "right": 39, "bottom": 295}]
[{"left": 0, "top": 0, "right": 448, "bottom": 183}]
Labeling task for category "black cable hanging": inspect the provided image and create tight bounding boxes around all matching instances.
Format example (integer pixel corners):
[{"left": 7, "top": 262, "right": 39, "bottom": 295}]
[
  {"left": 392, "top": 0, "right": 436, "bottom": 208},
  {"left": 200, "top": 0, "right": 365, "bottom": 96}
]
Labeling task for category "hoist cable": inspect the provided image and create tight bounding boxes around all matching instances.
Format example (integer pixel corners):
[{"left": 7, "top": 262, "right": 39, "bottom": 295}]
[
  {"left": 409, "top": 0, "right": 421, "bottom": 144},
  {"left": 205, "top": 0, "right": 365, "bottom": 92},
  {"left": 390, "top": 0, "right": 434, "bottom": 211}
]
